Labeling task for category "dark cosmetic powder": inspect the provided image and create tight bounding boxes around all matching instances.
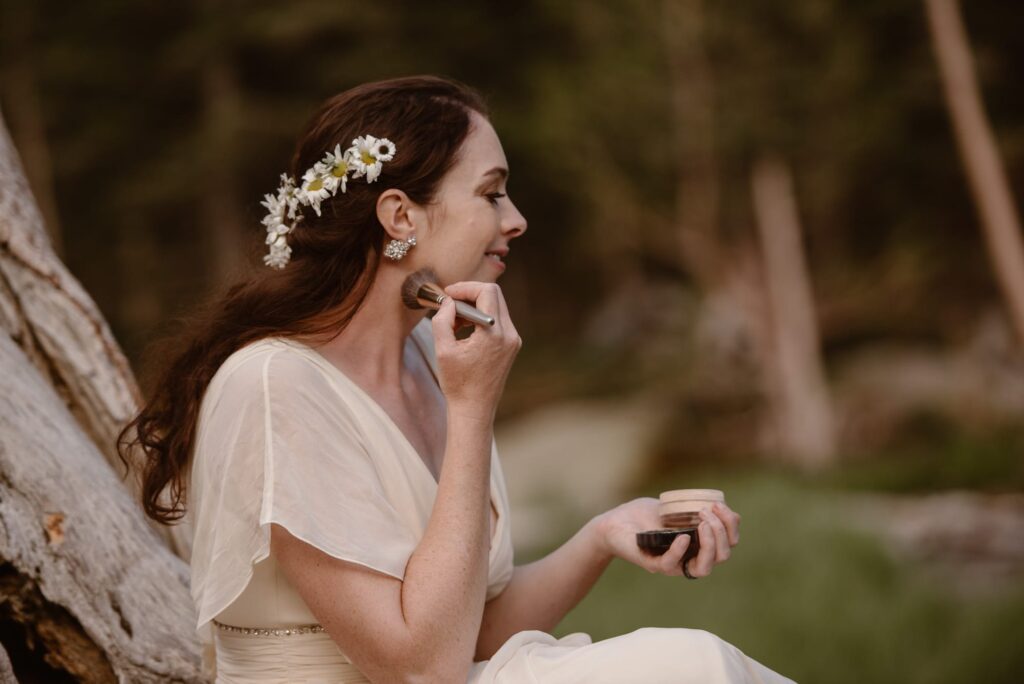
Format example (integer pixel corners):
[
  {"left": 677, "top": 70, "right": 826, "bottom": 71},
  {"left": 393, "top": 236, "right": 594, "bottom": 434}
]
[{"left": 636, "top": 528, "right": 700, "bottom": 564}]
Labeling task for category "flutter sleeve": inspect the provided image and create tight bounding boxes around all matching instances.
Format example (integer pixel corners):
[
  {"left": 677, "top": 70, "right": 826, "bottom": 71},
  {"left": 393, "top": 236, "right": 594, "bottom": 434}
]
[{"left": 189, "top": 342, "right": 419, "bottom": 631}]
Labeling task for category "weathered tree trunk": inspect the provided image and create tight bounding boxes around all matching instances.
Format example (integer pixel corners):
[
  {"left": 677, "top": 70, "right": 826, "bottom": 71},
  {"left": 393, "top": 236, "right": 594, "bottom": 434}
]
[
  {"left": 0, "top": 110, "right": 192, "bottom": 561},
  {"left": 752, "top": 154, "right": 837, "bottom": 467},
  {"left": 1, "top": 112, "right": 204, "bottom": 680},
  {"left": 925, "top": 0, "right": 1024, "bottom": 347},
  {"left": 0, "top": 114, "right": 140, "bottom": 473},
  {"left": 0, "top": 336, "right": 204, "bottom": 682},
  {"left": 0, "top": 643, "right": 17, "bottom": 683}
]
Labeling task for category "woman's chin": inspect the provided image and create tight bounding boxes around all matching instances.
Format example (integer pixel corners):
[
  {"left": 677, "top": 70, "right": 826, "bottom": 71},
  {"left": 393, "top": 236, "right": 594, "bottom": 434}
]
[
  {"left": 432, "top": 263, "right": 500, "bottom": 285},
  {"left": 463, "top": 268, "right": 500, "bottom": 284}
]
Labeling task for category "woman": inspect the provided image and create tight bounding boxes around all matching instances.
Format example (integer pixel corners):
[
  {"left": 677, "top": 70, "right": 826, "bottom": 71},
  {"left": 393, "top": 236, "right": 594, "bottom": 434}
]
[{"left": 120, "top": 75, "right": 794, "bottom": 683}]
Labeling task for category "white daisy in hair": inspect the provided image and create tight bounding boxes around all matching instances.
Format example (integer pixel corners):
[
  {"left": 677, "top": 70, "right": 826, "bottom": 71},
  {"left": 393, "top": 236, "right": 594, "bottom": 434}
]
[
  {"left": 263, "top": 234, "right": 292, "bottom": 269},
  {"left": 264, "top": 221, "right": 290, "bottom": 246},
  {"left": 277, "top": 173, "right": 301, "bottom": 220},
  {"left": 296, "top": 162, "right": 332, "bottom": 216},
  {"left": 260, "top": 175, "right": 299, "bottom": 248},
  {"left": 321, "top": 143, "right": 353, "bottom": 194},
  {"left": 258, "top": 134, "right": 396, "bottom": 270},
  {"left": 349, "top": 135, "right": 396, "bottom": 183},
  {"left": 260, "top": 192, "right": 285, "bottom": 228}
]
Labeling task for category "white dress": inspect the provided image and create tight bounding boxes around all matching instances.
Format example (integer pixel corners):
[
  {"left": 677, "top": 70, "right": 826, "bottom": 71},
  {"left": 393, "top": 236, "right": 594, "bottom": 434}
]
[{"left": 188, "top": 319, "right": 796, "bottom": 683}]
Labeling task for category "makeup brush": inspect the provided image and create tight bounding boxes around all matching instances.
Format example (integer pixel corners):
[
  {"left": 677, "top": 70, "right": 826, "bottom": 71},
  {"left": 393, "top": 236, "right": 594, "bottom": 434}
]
[{"left": 400, "top": 267, "right": 495, "bottom": 327}]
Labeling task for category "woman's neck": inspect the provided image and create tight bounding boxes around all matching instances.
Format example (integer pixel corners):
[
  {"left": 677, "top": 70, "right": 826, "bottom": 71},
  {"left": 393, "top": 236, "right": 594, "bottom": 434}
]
[{"left": 311, "top": 268, "right": 429, "bottom": 389}]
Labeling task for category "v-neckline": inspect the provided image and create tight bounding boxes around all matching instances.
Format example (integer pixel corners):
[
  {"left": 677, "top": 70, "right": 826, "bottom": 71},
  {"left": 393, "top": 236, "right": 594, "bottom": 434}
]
[
  {"left": 270, "top": 326, "right": 502, "bottom": 544},
  {"left": 275, "top": 332, "right": 443, "bottom": 487}
]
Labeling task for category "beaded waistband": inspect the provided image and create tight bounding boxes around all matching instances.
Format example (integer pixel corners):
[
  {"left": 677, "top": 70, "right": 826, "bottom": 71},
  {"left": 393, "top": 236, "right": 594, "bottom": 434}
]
[{"left": 212, "top": 618, "right": 326, "bottom": 637}]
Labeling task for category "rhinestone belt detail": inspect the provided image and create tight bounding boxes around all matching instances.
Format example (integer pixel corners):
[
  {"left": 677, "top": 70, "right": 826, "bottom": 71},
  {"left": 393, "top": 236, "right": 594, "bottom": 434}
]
[{"left": 212, "top": 618, "right": 326, "bottom": 636}]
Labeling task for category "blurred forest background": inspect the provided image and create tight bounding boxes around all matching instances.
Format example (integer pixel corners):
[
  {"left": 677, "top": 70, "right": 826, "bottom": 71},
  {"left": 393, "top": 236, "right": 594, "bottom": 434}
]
[{"left": 2, "top": 0, "right": 1023, "bottom": 682}]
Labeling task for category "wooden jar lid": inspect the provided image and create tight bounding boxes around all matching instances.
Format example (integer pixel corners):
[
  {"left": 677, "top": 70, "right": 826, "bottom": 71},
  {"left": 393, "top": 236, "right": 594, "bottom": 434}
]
[
  {"left": 659, "top": 489, "right": 725, "bottom": 503},
  {"left": 658, "top": 489, "right": 725, "bottom": 515}
]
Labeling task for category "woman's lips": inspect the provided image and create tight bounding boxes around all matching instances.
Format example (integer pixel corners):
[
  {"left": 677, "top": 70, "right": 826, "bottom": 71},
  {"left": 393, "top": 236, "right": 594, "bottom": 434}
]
[
  {"left": 485, "top": 250, "right": 505, "bottom": 272},
  {"left": 485, "top": 252, "right": 506, "bottom": 271}
]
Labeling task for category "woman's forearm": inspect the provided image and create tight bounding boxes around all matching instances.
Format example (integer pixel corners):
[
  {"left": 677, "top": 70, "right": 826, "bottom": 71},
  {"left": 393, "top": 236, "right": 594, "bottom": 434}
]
[
  {"left": 399, "top": 412, "right": 494, "bottom": 678},
  {"left": 474, "top": 515, "right": 613, "bottom": 660}
]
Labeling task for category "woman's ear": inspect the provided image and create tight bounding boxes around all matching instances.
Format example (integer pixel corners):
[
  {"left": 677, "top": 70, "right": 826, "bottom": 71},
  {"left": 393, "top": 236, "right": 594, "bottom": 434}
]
[{"left": 376, "top": 188, "right": 420, "bottom": 242}]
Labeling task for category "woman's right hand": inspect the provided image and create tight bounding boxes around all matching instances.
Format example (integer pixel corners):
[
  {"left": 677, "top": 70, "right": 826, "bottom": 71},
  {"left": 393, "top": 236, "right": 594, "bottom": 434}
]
[{"left": 431, "top": 281, "right": 521, "bottom": 423}]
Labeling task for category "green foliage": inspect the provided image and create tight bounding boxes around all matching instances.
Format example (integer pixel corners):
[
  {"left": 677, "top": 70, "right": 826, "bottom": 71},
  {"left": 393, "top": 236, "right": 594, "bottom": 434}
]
[{"left": 825, "top": 427, "right": 1024, "bottom": 493}]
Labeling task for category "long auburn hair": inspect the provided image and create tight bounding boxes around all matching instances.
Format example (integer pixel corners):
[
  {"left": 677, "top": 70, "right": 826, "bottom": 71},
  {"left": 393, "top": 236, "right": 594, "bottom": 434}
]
[{"left": 118, "top": 75, "right": 489, "bottom": 525}]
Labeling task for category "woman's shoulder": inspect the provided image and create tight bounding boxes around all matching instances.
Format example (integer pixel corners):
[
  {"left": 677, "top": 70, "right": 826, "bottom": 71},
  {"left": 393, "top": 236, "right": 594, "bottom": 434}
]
[{"left": 207, "top": 336, "right": 334, "bottom": 401}]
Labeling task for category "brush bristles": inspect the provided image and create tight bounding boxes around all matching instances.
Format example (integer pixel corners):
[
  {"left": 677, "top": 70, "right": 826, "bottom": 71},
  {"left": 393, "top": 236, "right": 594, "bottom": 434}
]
[{"left": 400, "top": 267, "right": 445, "bottom": 310}]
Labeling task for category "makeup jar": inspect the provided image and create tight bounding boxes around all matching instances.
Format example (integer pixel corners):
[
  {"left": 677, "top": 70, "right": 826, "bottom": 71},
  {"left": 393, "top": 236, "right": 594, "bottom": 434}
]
[{"left": 636, "top": 489, "right": 725, "bottom": 563}]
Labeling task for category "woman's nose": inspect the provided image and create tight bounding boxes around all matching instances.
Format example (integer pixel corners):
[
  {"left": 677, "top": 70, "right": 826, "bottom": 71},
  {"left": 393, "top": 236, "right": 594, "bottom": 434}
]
[{"left": 504, "top": 202, "right": 527, "bottom": 238}]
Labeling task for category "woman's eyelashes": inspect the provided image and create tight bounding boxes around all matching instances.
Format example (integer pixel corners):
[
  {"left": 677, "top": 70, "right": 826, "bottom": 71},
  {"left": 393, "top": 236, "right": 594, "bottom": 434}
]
[{"left": 486, "top": 192, "right": 507, "bottom": 205}]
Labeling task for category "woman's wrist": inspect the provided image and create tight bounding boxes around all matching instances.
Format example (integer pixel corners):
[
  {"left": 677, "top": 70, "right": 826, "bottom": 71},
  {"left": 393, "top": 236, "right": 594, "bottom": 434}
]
[
  {"left": 583, "top": 513, "right": 616, "bottom": 564},
  {"left": 446, "top": 400, "right": 496, "bottom": 429},
  {"left": 442, "top": 406, "right": 495, "bottom": 470}
]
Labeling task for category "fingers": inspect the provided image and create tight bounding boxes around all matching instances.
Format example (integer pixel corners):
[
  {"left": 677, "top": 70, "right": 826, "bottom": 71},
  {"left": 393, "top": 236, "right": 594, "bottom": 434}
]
[
  {"left": 491, "top": 282, "right": 510, "bottom": 321},
  {"left": 443, "top": 281, "right": 495, "bottom": 309},
  {"left": 683, "top": 508, "right": 735, "bottom": 578},
  {"left": 444, "top": 282, "right": 515, "bottom": 333},
  {"left": 447, "top": 281, "right": 510, "bottom": 321},
  {"left": 712, "top": 502, "right": 741, "bottom": 546},
  {"left": 430, "top": 296, "right": 458, "bottom": 344},
  {"left": 688, "top": 521, "right": 717, "bottom": 578},
  {"left": 655, "top": 531, "right": 691, "bottom": 577},
  {"left": 473, "top": 287, "right": 502, "bottom": 329},
  {"left": 700, "top": 509, "right": 732, "bottom": 564}
]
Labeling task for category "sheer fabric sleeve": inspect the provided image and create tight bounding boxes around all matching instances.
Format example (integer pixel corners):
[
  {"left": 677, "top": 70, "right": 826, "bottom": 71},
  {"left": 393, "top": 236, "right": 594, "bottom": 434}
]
[{"left": 189, "top": 344, "right": 419, "bottom": 631}]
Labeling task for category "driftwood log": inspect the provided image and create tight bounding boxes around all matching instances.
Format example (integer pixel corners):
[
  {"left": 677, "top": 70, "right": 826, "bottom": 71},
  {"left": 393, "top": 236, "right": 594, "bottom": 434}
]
[
  {"left": 0, "top": 110, "right": 191, "bottom": 561},
  {"left": 0, "top": 336, "right": 202, "bottom": 682},
  {"left": 0, "top": 644, "right": 16, "bottom": 683},
  {"left": 751, "top": 154, "right": 837, "bottom": 467},
  {"left": 0, "top": 110, "right": 204, "bottom": 681},
  {"left": 925, "top": 0, "right": 1024, "bottom": 348}
]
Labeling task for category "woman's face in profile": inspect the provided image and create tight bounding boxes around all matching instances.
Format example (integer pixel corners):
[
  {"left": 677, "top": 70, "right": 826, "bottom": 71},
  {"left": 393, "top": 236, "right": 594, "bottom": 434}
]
[{"left": 418, "top": 111, "right": 528, "bottom": 285}]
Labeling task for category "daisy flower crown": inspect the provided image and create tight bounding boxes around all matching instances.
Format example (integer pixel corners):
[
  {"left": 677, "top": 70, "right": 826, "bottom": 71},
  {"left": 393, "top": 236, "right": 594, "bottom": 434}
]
[{"left": 261, "top": 134, "right": 397, "bottom": 269}]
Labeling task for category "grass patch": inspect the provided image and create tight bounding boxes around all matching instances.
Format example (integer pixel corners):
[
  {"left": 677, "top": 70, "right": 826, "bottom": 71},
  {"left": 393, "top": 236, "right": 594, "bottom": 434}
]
[
  {"left": 548, "top": 471, "right": 1024, "bottom": 684},
  {"left": 824, "top": 428, "right": 1024, "bottom": 493}
]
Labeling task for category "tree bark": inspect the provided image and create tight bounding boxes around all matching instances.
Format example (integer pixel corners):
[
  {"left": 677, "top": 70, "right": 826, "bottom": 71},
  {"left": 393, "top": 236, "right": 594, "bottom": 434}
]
[
  {"left": 925, "top": 0, "right": 1024, "bottom": 347},
  {"left": 0, "top": 643, "right": 17, "bottom": 683},
  {"left": 1, "top": 111, "right": 204, "bottom": 679},
  {"left": 752, "top": 154, "right": 837, "bottom": 467},
  {"left": 0, "top": 336, "right": 204, "bottom": 682},
  {"left": 0, "top": 109, "right": 193, "bottom": 560}
]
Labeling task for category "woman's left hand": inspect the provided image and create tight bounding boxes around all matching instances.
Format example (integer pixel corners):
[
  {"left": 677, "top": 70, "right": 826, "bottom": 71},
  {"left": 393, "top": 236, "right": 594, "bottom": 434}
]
[{"left": 593, "top": 497, "right": 741, "bottom": 578}]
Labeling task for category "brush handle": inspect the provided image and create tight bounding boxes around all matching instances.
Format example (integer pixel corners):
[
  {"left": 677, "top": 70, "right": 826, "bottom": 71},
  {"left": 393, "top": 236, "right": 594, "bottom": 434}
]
[{"left": 451, "top": 298, "right": 495, "bottom": 327}]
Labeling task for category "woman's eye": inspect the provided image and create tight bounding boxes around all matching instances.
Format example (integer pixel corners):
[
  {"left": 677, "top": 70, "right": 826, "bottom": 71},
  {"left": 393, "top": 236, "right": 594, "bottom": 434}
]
[{"left": 486, "top": 192, "right": 507, "bottom": 205}]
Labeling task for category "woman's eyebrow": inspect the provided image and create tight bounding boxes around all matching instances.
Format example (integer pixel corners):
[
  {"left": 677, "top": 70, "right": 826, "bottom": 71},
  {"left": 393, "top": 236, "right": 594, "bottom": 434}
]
[{"left": 480, "top": 166, "right": 509, "bottom": 181}]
